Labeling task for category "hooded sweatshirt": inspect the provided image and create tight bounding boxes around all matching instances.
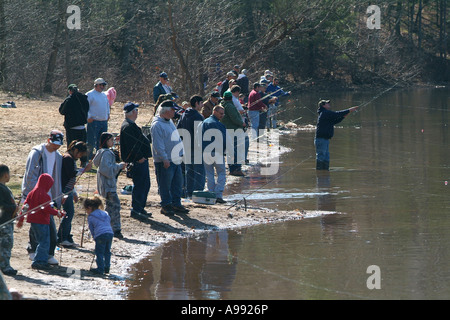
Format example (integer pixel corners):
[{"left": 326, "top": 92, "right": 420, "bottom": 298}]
[
  {"left": 93, "top": 148, "right": 123, "bottom": 198},
  {"left": 315, "top": 106, "right": 350, "bottom": 140},
  {"left": 22, "top": 144, "right": 62, "bottom": 208},
  {"left": 22, "top": 174, "right": 59, "bottom": 225},
  {"left": 150, "top": 116, "right": 184, "bottom": 163},
  {"left": 88, "top": 209, "right": 113, "bottom": 240}
]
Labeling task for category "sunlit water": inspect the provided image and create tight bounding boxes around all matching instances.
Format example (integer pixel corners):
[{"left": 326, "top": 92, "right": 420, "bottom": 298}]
[{"left": 126, "top": 87, "right": 450, "bottom": 300}]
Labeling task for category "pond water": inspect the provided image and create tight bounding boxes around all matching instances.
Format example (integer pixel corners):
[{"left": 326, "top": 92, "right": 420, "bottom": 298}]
[{"left": 126, "top": 87, "right": 450, "bottom": 300}]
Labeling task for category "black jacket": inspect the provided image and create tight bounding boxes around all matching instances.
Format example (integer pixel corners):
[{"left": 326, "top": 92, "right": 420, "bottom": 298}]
[
  {"left": 120, "top": 118, "right": 152, "bottom": 163},
  {"left": 59, "top": 91, "right": 89, "bottom": 129},
  {"left": 315, "top": 106, "right": 350, "bottom": 140}
]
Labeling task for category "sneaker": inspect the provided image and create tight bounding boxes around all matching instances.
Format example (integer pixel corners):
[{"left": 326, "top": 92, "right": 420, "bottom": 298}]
[
  {"left": 172, "top": 205, "right": 189, "bottom": 214},
  {"left": 131, "top": 209, "right": 148, "bottom": 220},
  {"left": 90, "top": 268, "right": 104, "bottom": 275},
  {"left": 1, "top": 267, "right": 17, "bottom": 276},
  {"left": 216, "top": 197, "right": 226, "bottom": 204},
  {"left": 161, "top": 205, "right": 175, "bottom": 216},
  {"left": 28, "top": 252, "right": 36, "bottom": 261},
  {"left": 140, "top": 209, "right": 152, "bottom": 218},
  {"left": 48, "top": 256, "right": 59, "bottom": 265},
  {"left": 32, "top": 263, "right": 50, "bottom": 270},
  {"left": 60, "top": 240, "right": 79, "bottom": 248},
  {"left": 114, "top": 231, "right": 124, "bottom": 239}
]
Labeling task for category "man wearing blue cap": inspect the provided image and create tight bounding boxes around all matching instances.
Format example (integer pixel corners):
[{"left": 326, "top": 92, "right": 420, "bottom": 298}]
[
  {"left": 120, "top": 102, "right": 152, "bottom": 219},
  {"left": 153, "top": 72, "right": 177, "bottom": 103}
]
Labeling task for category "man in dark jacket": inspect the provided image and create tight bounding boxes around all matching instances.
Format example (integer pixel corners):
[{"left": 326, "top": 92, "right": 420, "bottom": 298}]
[
  {"left": 177, "top": 95, "right": 205, "bottom": 197},
  {"left": 315, "top": 99, "right": 358, "bottom": 170},
  {"left": 153, "top": 72, "right": 178, "bottom": 103},
  {"left": 120, "top": 102, "right": 152, "bottom": 219},
  {"left": 59, "top": 84, "right": 89, "bottom": 165}
]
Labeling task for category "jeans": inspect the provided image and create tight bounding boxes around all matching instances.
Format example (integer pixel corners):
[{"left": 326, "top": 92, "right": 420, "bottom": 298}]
[
  {"left": 228, "top": 136, "right": 243, "bottom": 173},
  {"left": 66, "top": 127, "right": 88, "bottom": 165},
  {"left": 58, "top": 193, "right": 74, "bottom": 243},
  {"left": 248, "top": 110, "right": 260, "bottom": 140},
  {"left": 30, "top": 223, "right": 50, "bottom": 265},
  {"left": 315, "top": 137, "right": 330, "bottom": 162},
  {"left": 154, "top": 161, "right": 183, "bottom": 207},
  {"left": 204, "top": 159, "right": 226, "bottom": 198},
  {"left": 185, "top": 162, "right": 205, "bottom": 197},
  {"left": 87, "top": 120, "right": 108, "bottom": 159},
  {"left": 28, "top": 216, "right": 57, "bottom": 257},
  {"left": 131, "top": 159, "right": 150, "bottom": 213},
  {"left": 267, "top": 104, "right": 278, "bottom": 129},
  {"left": 94, "top": 233, "right": 113, "bottom": 273}
]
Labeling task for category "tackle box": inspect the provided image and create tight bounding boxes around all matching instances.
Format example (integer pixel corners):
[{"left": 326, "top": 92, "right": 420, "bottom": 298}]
[{"left": 192, "top": 191, "right": 216, "bottom": 205}]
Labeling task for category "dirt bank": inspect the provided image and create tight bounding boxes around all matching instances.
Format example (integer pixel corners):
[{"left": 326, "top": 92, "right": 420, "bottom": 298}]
[{"left": 0, "top": 91, "right": 324, "bottom": 300}]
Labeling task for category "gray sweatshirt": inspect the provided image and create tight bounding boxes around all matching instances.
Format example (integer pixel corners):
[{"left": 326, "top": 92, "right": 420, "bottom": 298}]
[
  {"left": 93, "top": 148, "right": 122, "bottom": 197},
  {"left": 150, "top": 116, "right": 184, "bottom": 163},
  {"left": 21, "top": 144, "right": 62, "bottom": 208}
]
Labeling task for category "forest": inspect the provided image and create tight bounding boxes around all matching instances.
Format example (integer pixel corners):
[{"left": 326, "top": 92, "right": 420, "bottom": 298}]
[{"left": 0, "top": 0, "right": 448, "bottom": 101}]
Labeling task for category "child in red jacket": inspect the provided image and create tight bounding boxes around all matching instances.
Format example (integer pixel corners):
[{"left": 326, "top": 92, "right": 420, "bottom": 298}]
[{"left": 17, "top": 174, "right": 64, "bottom": 270}]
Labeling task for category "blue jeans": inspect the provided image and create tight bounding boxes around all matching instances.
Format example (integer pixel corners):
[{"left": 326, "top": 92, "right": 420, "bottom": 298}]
[
  {"left": 267, "top": 104, "right": 278, "bottom": 129},
  {"left": 154, "top": 161, "right": 183, "bottom": 207},
  {"left": 315, "top": 137, "right": 330, "bottom": 162},
  {"left": 228, "top": 135, "right": 243, "bottom": 173},
  {"left": 58, "top": 193, "right": 74, "bottom": 243},
  {"left": 185, "top": 159, "right": 205, "bottom": 197},
  {"left": 248, "top": 110, "right": 260, "bottom": 140},
  {"left": 131, "top": 159, "right": 150, "bottom": 213},
  {"left": 87, "top": 120, "right": 108, "bottom": 158},
  {"left": 204, "top": 159, "right": 226, "bottom": 198},
  {"left": 30, "top": 223, "right": 50, "bottom": 265},
  {"left": 94, "top": 233, "right": 113, "bottom": 272}
]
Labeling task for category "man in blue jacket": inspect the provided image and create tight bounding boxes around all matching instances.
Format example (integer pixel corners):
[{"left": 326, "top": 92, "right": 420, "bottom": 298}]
[
  {"left": 315, "top": 100, "right": 358, "bottom": 170},
  {"left": 201, "top": 105, "right": 227, "bottom": 203}
]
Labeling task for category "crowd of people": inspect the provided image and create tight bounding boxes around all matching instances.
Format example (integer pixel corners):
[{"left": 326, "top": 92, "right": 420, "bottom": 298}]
[
  {"left": 0, "top": 67, "right": 292, "bottom": 279},
  {"left": 0, "top": 66, "right": 358, "bottom": 282}
]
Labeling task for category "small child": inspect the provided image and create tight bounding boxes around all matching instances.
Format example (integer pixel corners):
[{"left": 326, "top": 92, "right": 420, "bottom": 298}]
[
  {"left": 93, "top": 132, "right": 126, "bottom": 239},
  {"left": 17, "top": 173, "right": 64, "bottom": 270},
  {"left": 0, "top": 165, "right": 19, "bottom": 275},
  {"left": 84, "top": 196, "right": 114, "bottom": 275}
]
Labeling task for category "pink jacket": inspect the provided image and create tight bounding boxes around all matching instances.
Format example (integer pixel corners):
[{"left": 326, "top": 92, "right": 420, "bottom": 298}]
[{"left": 106, "top": 87, "right": 117, "bottom": 107}]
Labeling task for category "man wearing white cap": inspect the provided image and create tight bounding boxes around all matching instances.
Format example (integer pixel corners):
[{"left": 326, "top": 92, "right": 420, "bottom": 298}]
[{"left": 86, "top": 78, "right": 110, "bottom": 159}]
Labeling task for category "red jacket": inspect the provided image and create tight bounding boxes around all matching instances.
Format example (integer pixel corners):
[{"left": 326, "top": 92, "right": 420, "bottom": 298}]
[
  {"left": 248, "top": 89, "right": 266, "bottom": 111},
  {"left": 21, "top": 174, "right": 59, "bottom": 225}
]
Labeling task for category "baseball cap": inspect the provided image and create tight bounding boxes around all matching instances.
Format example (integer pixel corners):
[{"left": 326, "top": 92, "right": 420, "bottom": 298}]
[
  {"left": 123, "top": 102, "right": 139, "bottom": 113},
  {"left": 94, "top": 78, "right": 107, "bottom": 85},
  {"left": 318, "top": 99, "right": 331, "bottom": 108},
  {"left": 49, "top": 130, "right": 64, "bottom": 146}
]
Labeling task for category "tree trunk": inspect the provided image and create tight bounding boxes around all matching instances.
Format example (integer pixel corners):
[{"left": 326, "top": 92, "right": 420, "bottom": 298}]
[
  {"left": 167, "top": 0, "right": 194, "bottom": 94},
  {"left": 43, "top": 0, "right": 65, "bottom": 94}
]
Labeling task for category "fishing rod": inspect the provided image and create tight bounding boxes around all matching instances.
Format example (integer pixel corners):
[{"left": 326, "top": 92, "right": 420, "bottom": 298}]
[{"left": 352, "top": 81, "right": 399, "bottom": 114}]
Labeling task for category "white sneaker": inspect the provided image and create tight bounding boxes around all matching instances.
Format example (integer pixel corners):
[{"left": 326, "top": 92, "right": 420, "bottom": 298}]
[
  {"left": 29, "top": 253, "right": 36, "bottom": 261},
  {"left": 48, "top": 256, "right": 59, "bottom": 265}
]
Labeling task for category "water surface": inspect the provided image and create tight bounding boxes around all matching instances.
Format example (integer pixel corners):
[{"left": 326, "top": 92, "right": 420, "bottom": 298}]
[{"left": 127, "top": 87, "right": 449, "bottom": 299}]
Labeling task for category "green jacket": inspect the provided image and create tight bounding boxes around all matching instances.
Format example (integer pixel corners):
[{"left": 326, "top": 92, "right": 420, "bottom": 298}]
[{"left": 220, "top": 99, "right": 243, "bottom": 130}]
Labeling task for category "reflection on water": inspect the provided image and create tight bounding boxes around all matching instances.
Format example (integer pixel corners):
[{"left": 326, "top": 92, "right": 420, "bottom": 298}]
[{"left": 127, "top": 87, "right": 450, "bottom": 300}]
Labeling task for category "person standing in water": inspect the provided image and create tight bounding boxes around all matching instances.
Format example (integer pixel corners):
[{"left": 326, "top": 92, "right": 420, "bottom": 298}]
[{"left": 315, "top": 99, "right": 358, "bottom": 170}]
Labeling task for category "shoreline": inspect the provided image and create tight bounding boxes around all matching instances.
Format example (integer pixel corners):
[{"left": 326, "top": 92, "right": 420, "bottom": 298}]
[
  {"left": 0, "top": 92, "right": 326, "bottom": 300},
  {"left": 4, "top": 151, "right": 328, "bottom": 301}
]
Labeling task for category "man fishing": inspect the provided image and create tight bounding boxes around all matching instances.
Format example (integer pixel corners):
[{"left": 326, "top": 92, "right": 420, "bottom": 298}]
[{"left": 315, "top": 99, "right": 358, "bottom": 170}]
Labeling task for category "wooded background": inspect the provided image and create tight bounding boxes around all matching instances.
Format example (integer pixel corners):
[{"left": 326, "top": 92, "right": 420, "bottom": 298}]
[{"left": 0, "top": 0, "right": 448, "bottom": 101}]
